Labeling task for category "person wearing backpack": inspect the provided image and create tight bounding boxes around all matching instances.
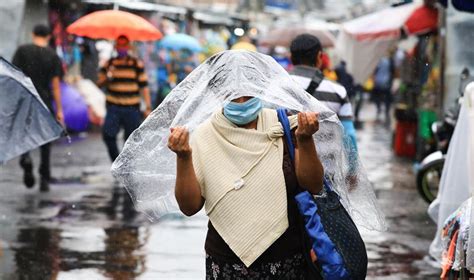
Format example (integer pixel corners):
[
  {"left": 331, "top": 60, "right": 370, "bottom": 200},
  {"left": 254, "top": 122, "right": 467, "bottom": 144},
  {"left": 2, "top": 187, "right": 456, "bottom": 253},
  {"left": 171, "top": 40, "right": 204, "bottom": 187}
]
[
  {"left": 288, "top": 34, "right": 358, "bottom": 179},
  {"left": 372, "top": 53, "right": 396, "bottom": 123},
  {"left": 97, "top": 35, "right": 152, "bottom": 162}
]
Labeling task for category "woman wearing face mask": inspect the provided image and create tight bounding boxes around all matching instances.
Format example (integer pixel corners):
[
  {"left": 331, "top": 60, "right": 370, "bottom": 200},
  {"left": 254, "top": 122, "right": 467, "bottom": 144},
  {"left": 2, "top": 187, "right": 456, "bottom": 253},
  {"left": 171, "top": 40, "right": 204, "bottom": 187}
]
[
  {"left": 113, "top": 51, "right": 385, "bottom": 278},
  {"left": 168, "top": 94, "right": 324, "bottom": 279}
]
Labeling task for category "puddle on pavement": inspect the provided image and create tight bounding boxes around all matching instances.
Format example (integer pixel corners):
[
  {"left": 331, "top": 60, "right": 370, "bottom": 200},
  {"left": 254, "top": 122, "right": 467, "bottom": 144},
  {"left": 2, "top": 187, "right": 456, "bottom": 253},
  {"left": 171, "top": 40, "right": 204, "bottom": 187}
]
[{"left": 1, "top": 185, "right": 153, "bottom": 279}]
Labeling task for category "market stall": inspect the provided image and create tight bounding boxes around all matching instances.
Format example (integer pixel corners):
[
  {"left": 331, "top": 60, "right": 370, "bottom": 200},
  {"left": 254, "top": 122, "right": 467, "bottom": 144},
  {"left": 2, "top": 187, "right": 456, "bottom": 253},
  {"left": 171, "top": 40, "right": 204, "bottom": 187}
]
[{"left": 336, "top": 2, "right": 438, "bottom": 84}]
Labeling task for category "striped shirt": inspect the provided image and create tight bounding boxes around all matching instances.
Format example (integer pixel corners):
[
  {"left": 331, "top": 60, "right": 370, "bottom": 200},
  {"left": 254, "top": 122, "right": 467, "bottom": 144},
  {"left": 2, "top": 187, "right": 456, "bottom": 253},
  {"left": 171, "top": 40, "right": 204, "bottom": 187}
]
[
  {"left": 98, "top": 56, "right": 148, "bottom": 106},
  {"left": 290, "top": 65, "right": 353, "bottom": 120}
]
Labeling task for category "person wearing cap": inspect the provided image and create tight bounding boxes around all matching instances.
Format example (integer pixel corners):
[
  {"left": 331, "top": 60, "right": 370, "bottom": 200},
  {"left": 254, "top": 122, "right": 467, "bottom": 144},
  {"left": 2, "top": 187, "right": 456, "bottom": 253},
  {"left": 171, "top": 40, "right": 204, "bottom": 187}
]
[
  {"left": 12, "top": 24, "right": 64, "bottom": 192},
  {"left": 289, "top": 33, "right": 358, "bottom": 178},
  {"left": 97, "top": 35, "right": 152, "bottom": 162}
]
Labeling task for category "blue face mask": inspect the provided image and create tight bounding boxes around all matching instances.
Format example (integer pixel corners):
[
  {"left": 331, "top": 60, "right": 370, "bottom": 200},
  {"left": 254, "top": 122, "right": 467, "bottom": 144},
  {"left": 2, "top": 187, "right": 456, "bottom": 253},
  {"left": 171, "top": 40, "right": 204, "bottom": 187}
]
[{"left": 224, "top": 97, "right": 263, "bottom": 125}]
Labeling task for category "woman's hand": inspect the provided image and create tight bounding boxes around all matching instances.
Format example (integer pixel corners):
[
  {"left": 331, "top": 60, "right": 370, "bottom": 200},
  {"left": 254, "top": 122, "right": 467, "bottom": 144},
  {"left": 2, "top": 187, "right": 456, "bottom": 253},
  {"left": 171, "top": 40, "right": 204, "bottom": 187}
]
[
  {"left": 295, "top": 112, "right": 319, "bottom": 142},
  {"left": 168, "top": 126, "right": 192, "bottom": 159},
  {"left": 169, "top": 126, "right": 204, "bottom": 216},
  {"left": 294, "top": 112, "right": 324, "bottom": 194}
]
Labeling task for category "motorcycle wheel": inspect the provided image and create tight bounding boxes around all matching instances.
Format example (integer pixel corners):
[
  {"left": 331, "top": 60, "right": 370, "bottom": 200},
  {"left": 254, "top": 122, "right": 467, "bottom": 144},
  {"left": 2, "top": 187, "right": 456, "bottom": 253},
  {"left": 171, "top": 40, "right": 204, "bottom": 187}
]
[{"left": 416, "top": 159, "right": 444, "bottom": 203}]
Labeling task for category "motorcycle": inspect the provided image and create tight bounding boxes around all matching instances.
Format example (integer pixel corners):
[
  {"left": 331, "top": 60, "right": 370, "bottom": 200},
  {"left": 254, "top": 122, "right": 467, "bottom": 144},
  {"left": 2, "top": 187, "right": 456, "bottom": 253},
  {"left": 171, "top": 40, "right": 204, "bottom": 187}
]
[{"left": 416, "top": 122, "right": 446, "bottom": 203}]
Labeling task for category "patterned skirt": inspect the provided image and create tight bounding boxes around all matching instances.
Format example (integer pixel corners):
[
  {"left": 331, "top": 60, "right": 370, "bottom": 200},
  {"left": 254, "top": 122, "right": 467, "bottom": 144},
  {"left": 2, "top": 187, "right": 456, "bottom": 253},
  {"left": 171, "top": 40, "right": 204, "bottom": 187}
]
[{"left": 205, "top": 253, "right": 307, "bottom": 280}]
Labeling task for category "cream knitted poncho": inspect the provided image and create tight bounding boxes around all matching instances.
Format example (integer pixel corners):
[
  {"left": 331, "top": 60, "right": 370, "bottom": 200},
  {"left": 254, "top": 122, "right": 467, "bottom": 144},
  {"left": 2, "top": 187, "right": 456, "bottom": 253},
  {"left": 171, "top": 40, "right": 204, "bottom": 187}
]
[{"left": 190, "top": 108, "right": 298, "bottom": 267}]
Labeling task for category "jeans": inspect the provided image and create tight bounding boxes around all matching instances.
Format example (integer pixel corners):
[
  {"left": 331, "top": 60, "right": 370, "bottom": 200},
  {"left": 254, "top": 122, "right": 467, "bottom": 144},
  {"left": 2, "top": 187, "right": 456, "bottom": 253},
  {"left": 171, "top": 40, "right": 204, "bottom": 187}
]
[
  {"left": 102, "top": 104, "right": 142, "bottom": 162},
  {"left": 373, "top": 87, "right": 392, "bottom": 120}
]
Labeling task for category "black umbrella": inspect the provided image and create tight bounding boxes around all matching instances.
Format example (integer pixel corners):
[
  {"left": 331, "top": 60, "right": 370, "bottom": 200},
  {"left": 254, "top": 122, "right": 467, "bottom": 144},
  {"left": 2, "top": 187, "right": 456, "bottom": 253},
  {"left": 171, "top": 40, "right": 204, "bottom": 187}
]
[{"left": 0, "top": 57, "right": 64, "bottom": 164}]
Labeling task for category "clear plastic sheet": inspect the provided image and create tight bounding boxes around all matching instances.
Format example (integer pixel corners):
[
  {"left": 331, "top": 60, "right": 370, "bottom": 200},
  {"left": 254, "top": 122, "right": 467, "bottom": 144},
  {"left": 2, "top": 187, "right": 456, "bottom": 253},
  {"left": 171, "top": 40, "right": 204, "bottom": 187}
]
[
  {"left": 429, "top": 82, "right": 474, "bottom": 270},
  {"left": 111, "top": 50, "right": 386, "bottom": 230},
  {"left": 466, "top": 83, "right": 474, "bottom": 270}
]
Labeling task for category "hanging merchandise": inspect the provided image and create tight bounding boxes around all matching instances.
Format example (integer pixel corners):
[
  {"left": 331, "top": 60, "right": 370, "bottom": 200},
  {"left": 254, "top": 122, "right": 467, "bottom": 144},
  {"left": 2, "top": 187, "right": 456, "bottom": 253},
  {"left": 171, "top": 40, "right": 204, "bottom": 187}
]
[{"left": 440, "top": 198, "right": 472, "bottom": 278}]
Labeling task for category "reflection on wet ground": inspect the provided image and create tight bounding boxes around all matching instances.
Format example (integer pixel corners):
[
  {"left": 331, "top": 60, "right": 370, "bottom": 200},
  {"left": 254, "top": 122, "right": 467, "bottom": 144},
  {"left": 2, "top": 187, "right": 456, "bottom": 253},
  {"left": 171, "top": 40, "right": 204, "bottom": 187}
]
[{"left": 0, "top": 104, "right": 440, "bottom": 279}]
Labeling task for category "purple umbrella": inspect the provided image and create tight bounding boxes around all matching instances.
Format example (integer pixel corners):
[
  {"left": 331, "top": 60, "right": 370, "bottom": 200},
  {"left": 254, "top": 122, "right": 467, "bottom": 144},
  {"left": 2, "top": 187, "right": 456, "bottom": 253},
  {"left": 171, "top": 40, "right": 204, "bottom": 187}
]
[{"left": 59, "top": 82, "right": 89, "bottom": 132}]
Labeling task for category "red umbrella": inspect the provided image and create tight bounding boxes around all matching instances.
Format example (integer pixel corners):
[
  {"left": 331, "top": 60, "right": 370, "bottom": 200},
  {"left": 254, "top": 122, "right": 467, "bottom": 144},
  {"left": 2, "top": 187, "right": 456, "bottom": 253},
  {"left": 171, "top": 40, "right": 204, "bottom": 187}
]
[
  {"left": 404, "top": 5, "right": 438, "bottom": 36},
  {"left": 67, "top": 10, "right": 162, "bottom": 41}
]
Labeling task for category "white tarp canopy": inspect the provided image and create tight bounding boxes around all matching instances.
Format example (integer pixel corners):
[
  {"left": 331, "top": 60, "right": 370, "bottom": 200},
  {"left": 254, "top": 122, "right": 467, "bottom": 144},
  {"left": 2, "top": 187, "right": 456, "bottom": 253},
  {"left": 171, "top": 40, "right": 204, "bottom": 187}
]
[{"left": 336, "top": 2, "right": 421, "bottom": 84}]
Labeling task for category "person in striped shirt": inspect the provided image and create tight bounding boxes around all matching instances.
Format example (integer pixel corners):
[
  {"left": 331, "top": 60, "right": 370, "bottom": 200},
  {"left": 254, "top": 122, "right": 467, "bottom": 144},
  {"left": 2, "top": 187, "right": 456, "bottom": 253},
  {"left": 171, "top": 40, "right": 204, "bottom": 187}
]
[
  {"left": 289, "top": 34, "right": 358, "bottom": 178},
  {"left": 97, "top": 35, "right": 152, "bottom": 161}
]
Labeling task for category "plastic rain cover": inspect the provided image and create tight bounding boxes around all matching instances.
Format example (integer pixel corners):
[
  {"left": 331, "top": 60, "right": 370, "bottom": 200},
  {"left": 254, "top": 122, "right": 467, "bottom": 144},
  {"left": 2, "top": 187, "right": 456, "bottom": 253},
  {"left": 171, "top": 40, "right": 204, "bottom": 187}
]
[
  {"left": 428, "top": 82, "right": 474, "bottom": 270},
  {"left": 111, "top": 50, "right": 386, "bottom": 230},
  {"left": 0, "top": 57, "right": 63, "bottom": 164}
]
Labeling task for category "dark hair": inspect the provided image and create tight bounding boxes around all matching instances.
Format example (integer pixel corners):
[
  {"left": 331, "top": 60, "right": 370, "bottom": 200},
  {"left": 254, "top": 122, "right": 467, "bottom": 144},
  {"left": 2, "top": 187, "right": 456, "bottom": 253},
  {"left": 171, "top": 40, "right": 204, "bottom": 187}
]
[
  {"left": 116, "top": 35, "right": 130, "bottom": 43},
  {"left": 33, "top": 24, "right": 51, "bottom": 37},
  {"left": 290, "top": 33, "right": 322, "bottom": 67}
]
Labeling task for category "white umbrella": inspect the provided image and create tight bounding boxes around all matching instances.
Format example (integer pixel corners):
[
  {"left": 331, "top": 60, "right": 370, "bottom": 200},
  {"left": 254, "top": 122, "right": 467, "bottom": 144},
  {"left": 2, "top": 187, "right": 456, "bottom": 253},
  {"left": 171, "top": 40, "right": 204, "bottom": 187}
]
[{"left": 259, "top": 21, "right": 337, "bottom": 48}]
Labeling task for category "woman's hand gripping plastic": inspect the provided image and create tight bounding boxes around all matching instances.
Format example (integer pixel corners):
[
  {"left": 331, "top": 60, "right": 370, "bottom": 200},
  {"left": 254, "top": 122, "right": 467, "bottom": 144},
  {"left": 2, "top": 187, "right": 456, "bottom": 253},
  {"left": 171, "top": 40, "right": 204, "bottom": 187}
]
[{"left": 168, "top": 126, "right": 192, "bottom": 160}]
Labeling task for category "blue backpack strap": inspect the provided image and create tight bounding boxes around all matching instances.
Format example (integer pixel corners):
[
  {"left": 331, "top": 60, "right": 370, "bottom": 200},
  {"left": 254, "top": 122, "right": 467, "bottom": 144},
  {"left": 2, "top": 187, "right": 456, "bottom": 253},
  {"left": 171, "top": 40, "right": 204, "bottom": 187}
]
[
  {"left": 277, "top": 108, "right": 333, "bottom": 192},
  {"left": 277, "top": 108, "right": 295, "bottom": 162}
]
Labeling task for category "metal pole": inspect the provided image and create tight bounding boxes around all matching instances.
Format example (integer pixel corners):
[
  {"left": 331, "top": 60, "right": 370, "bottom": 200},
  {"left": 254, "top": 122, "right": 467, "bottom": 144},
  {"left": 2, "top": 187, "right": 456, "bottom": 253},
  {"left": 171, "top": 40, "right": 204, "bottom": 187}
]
[{"left": 438, "top": 5, "right": 446, "bottom": 114}]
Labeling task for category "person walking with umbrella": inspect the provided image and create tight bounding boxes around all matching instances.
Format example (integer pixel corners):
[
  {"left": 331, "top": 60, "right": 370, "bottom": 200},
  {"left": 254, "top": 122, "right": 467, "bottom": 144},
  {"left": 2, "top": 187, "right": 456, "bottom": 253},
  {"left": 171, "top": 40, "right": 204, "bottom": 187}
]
[
  {"left": 97, "top": 35, "right": 152, "bottom": 162},
  {"left": 12, "top": 24, "right": 64, "bottom": 192},
  {"left": 66, "top": 10, "right": 161, "bottom": 161}
]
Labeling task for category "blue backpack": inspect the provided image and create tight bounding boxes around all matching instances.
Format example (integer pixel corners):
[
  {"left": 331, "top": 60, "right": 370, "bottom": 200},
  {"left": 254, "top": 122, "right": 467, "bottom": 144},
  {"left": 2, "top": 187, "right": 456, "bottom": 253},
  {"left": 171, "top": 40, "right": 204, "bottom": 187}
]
[
  {"left": 277, "top": 108, "right": 368, "bottom": 280},
  {"left": 373, "top": 57, "right": 394, "bottom": 91}
]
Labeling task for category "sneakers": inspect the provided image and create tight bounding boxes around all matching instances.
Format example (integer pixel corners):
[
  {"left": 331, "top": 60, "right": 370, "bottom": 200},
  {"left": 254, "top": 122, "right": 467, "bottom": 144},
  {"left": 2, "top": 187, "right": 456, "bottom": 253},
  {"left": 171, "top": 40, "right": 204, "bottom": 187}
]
[{"left": 20, "top": 157, "right": 35, "bottom": 188}]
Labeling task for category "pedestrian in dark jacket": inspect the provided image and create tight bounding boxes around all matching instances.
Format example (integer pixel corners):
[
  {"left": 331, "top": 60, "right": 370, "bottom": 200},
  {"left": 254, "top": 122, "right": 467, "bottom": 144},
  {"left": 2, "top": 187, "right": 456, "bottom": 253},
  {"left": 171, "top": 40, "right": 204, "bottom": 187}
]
[{"left": 12, "top": 24, "right": 64, "bottom": 192}]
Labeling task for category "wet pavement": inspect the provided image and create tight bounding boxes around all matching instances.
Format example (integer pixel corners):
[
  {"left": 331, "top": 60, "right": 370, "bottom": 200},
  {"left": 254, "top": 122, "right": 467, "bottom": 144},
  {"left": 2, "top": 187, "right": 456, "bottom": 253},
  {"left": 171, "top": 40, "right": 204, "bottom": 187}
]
[{"left": 0, "top": 103, "right": 440, "bottom": 279}]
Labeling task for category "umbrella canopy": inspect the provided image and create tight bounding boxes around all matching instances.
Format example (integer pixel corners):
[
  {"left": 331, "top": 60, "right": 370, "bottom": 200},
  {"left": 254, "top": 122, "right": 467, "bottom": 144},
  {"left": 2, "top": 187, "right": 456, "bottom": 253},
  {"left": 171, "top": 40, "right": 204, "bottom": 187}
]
[
  {"left": 0, "top": 57, "right": 64, "bottom": 164},
  {"left": 259, "top": 24, "right": 336, "bottom": 48},
  {"left": 404, "top": 5, "right": 438, "bottom": 36},
  {"left": 60, "top": 82, "right": 89, "bottom": 132},
  {"left": 336, "top": 3, "right": 438, "bottom": 83},
  {"left": 66, "top": 10, "right": 162, "bottom": 41},
  {"left": 158, "top": 33, "right": 202, "bottom": 52}
]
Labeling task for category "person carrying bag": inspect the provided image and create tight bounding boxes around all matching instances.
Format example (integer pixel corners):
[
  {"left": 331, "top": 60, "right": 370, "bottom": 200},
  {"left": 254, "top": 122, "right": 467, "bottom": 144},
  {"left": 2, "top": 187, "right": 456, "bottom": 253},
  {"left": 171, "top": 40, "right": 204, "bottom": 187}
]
[{"left": 277, "top": 108, "right": 368, "bottom": 280}]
